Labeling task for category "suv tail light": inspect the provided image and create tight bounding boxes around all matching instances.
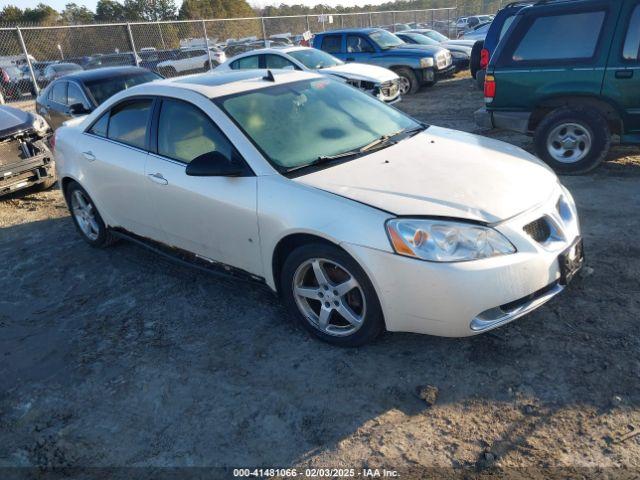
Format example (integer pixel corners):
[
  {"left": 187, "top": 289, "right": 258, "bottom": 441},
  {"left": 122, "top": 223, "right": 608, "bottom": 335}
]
[
  {"left": 480, "top": 48, "right": 489, "bottom": 69},
  {"left": 484, "top": 74, "right": 496, "bottom": 103}
]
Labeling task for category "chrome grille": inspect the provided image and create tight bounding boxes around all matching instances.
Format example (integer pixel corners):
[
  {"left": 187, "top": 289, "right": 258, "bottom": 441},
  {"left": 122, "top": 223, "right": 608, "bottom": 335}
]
[{"left": 436, "top": 51, "right": 451, "bottom": 70}]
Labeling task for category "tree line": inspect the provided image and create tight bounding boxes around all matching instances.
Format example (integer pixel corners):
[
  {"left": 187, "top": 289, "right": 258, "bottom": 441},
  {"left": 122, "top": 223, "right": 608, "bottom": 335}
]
[{"left": 0, "top": 0, "right": 501, "bottom": 26}]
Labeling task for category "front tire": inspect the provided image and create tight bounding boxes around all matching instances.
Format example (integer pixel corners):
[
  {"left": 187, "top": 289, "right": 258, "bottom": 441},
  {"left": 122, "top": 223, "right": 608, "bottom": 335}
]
[
  {"left": 64, "top": 181, "right": 117, "bottom": 247},
  {"left": 280, "top": 243, "right": 384, "bottom": 347},
  {"left": 393, "top": 67, "right": 420, "bottom": 95},
  {"left": 534, "top": 107, "right": 610, "bottom": 174}
]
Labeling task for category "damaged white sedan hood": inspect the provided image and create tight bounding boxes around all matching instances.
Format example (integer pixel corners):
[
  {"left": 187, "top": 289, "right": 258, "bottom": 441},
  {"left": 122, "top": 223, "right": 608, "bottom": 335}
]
[{"left": 294, "top": 126, "right": 558, "bottom": 224}]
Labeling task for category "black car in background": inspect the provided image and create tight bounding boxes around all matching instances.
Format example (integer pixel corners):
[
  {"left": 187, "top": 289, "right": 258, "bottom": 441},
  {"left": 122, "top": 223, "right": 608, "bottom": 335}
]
[
  {"left": 0, "top": 105, "right": 55, "bottom": 196},
  {"left": 35, "top": 66, "right": 162, "bottom": 130}
]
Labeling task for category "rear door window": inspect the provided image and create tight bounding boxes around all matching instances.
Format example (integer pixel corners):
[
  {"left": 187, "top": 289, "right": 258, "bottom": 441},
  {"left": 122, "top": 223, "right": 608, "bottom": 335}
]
[
  {"left": 107, "top": 99, "right": 152, "bottom": 149},
  {"left": 623, "top": 5, "right": 640, "bottom": 61},
  {"left": 321, "top": 35, "right": 342, "bottom": 53},
  {"left": 512, "top": 10, "right": 606, "bottom": 62},
  {"left": 231, "top": 55, "right": 260, "bottom": 69},
  {"left": 51, "top": 81, "right": 67, "bottom": 104}
]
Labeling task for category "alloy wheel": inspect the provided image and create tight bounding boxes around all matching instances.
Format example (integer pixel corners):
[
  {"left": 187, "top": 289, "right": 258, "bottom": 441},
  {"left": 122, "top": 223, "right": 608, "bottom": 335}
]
[
  {"left": 70, "top": 189, "right": 100, "bottom": 241},
  {"left": 546, "top": 122, "right": 592, "bottom": 164},
  {"left": 292, "top": 258, "right": 366, "bottom": 337},
  {"left": 397, "top": 76, "right": 411, "bottom": 95}
]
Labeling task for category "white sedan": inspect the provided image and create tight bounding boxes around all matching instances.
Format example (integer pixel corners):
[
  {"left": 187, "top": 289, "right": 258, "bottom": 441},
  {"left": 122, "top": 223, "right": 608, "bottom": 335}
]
[
  {"left": 215, "top": 46, "right": 401, "bottom": 103},
  {"left": 53, "top": 70, "right": 583, "bottom": 347}
]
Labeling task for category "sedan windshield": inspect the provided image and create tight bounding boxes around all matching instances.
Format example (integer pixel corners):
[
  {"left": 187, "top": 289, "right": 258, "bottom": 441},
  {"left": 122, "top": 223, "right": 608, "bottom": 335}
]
[
  {"left": 84, "top": 71, "right": 161, "bottom": 105},
  {"left": 368, "top": 30, "right": 404, "bottom": 50},
  {"left": 217, "top": 78, "right": 420, "bottom": 171},
  {"left": 289, "top": 49, "right": 343, "bottom": 69}
]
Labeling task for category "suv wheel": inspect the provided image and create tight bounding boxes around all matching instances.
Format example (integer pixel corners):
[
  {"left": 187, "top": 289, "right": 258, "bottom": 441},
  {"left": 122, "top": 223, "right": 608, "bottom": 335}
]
[
  {"left": 470, "top": 40, "right": 483, "bottom": 79},
  {"left": 65, "top": 181, "right": 117, "bottom": 247},
  {"left": 280, "top": 243, "right": 384, "bottom": 347},
  {"left": 393, "top": 67, "right": 420, "bottom": 95},
  {"left": 534, "top": 107, "right": 611, "bottom": 174}
]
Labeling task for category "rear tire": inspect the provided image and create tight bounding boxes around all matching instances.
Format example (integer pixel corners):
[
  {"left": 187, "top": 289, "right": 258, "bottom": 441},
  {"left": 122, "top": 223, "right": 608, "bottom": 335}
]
[
  {"left": 64, "top": 180, "right": 117, "bottom": 247},
  {"left": 393, "top": 67, "right": 420, "bottom": 95},
  {"left": 534, "top": 107, "right": 610, "bottom": 175},
  {"left": 280, "top": 243, "right": 384, "bottom": 347},
  {"left": 470, "top": 40, "right": 483, "bottom": 79}
]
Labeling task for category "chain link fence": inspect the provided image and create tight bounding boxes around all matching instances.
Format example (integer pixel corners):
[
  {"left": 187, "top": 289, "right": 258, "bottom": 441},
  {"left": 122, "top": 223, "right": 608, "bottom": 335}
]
[{"left": 0, "top": 5, "right": 497, "bottom": 107}]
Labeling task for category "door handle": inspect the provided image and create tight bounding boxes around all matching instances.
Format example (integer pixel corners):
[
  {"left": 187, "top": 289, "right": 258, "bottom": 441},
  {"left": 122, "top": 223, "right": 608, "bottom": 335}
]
[
  {"left": 615, "top": 69, "right": 634, "bottom": 79},
  {"left": 82, "top": 151, "right": 96, "bottom": 161},
  {"left": 147, "top": 172, "right": 168, "bottom": 185}
]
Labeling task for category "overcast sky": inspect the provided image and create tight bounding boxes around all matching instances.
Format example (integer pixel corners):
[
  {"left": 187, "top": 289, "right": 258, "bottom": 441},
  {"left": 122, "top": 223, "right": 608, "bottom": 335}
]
[{"left": 2, "top": 0, "right": 391, "bottom": 13}]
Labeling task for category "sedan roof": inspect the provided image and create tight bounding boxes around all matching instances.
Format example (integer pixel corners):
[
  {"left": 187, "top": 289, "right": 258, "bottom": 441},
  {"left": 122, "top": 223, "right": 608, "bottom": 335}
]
[
  {"left": 169, "top": 69, "right": 321, "bottom": 98},
  {"left": 59, "top": 66, "right": 151, "bottom": 82}
]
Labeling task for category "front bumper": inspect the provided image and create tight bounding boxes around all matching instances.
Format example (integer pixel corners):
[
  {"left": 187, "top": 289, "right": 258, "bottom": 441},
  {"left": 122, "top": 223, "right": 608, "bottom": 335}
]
[
  {"left": 475, "top": 107, "right": 532, "bottom": 133},
  {"left": 0, "top": 138, "right": 55, "bottom": 196},
  {"left": 343, "top": 187, "right": 581, "bottom": 337}
]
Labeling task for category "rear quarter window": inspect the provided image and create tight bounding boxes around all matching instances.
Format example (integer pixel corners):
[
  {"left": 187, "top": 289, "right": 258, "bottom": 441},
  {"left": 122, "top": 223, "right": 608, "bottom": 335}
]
[
  {"left": 511, "top": 10, "right": 606, "bottom": 62},
  {"left": 321, "top": 35, "right": 342, "bottom": 54}
]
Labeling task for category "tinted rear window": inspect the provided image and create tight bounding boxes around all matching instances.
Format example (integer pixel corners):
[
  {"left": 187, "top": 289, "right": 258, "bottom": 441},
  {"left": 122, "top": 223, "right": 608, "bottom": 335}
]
[
  {"left": 107, "top": 99, "right": 152, "bottom": 149},
  {"left": 512, "top": 10, "right": 606, "bottom": 62},
  {"left": 623, "top": 5, "right": 640, "bottom": 61},
  {"left": 84, "top": 71, "right": 160, "bottom": 105}
]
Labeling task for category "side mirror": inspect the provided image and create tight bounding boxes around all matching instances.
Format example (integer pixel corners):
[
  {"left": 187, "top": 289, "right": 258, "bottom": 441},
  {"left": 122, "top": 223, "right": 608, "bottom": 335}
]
[
  {"left": 69, "top": 103, "right": 90, "bottom": 115},
  {"left": 185, "top": 151, "right": 246, "bottom": 177}
]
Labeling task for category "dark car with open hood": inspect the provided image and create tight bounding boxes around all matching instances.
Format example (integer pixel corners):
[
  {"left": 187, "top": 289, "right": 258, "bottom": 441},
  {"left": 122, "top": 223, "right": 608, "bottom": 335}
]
[{"left": 0, "top": 105, "right": 55, "bottom": 197}]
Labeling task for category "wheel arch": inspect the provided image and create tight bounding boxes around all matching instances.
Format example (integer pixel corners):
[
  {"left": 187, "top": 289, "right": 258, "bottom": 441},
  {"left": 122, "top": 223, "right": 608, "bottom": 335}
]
[
  {"left": 271, "top": 232, "right": 346, "bottom": 296},
  {"left": 529, "top": 95, "right": 624, "bottom": 135}
]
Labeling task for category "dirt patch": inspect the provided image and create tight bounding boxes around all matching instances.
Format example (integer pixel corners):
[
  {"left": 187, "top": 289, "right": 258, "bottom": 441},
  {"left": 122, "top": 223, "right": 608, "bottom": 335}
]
[{"left": 1, "top": 73, "right": 640, "bottom": 474}]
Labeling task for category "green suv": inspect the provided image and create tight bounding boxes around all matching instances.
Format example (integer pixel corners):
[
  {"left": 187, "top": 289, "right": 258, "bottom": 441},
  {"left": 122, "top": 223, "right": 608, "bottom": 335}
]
[{"left": 475, "top": 0, "right": 640, "bottom": 173}]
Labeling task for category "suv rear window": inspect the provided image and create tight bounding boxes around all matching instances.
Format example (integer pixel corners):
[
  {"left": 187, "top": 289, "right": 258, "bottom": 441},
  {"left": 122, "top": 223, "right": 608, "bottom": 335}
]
[
  {"left": 623, "top": 5, "right": 640, "bottom": 61},
  {"left": 512, "top": 10, "right": 606, "bottom": 62},
  {"left": 321, "top": 35, "right": 342, "bottom": 53}
]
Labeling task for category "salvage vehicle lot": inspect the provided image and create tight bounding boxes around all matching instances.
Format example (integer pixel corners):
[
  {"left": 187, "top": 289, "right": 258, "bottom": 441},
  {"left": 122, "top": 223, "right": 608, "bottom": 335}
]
[{"left": 2, "top": 72, "right": 640, "bottom": 472}]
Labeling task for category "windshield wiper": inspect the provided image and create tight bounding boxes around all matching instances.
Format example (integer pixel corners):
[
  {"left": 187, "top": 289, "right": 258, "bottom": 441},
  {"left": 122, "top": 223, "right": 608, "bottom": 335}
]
[{"left": 284, "top": 124, "right": 427, "bottom": 173}]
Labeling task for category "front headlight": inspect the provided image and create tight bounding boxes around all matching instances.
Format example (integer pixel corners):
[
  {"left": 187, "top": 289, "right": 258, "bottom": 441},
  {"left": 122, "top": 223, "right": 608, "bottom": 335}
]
[
  {"left": 386, "top": 219, "right": 516, "bottom": 262},
  {"left": 30, "top": 113, "right": 50, "bottom": 136},
  {"left": 420, "top": 57, "right": 434, "bottom": 68}
]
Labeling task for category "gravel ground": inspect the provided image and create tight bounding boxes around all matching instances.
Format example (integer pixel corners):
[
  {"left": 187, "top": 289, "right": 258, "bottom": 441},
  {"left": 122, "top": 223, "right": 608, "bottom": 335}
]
[{"left": 2, "top": 73, "right": 640, "bottom": 477}]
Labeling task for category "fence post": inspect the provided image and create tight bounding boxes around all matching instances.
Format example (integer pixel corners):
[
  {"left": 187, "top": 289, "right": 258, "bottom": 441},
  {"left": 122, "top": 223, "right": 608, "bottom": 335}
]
[
  {"left": 447, "top": 8, "right": 451, "bottom": 39},
  {"left": 202, "top": 20, "right": 213, "bottom": 70},
  {"left": 305, "top": 15, "right": 310, "bottom": 33},
  {"left": 16, "top": 27, "right": 39, "bottom": 96},
  {"left": 261, "top": 17, "right": 266, "bottom": 40},
  {"left": 126, "top": 23, "right": 140, "bottom": 66},
  {"left": 341, "top": 14, "right": 344, "bottom": 28},
  {"left": 431, "top": 9, "right": 434, "bottom": 28},
  {"left": 392, "top": 11, "right": 396, "bottom": 31}
]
